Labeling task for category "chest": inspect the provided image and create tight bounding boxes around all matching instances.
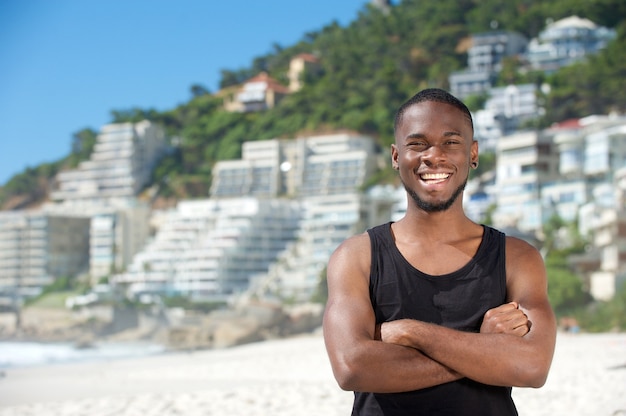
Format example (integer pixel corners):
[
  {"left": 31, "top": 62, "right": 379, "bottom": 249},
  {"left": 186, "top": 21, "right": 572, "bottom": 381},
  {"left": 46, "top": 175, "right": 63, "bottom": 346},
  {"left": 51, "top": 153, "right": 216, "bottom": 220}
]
[
  {"left": 396, "top": 240, "right": 479, "bottom": 276},
  {"left": 370, "top": 229, "right": 507, "bottom": 330}
]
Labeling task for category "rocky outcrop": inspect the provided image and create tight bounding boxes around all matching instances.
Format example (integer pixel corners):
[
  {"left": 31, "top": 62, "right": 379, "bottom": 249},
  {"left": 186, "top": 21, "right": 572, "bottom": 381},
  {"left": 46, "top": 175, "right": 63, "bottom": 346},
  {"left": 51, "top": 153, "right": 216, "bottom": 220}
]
[
  {"left": 0, "top": 300, "right": 325, "bottom": 351},
  {"left": 161, "top": 300, "right": 324, "bottom": 350}
]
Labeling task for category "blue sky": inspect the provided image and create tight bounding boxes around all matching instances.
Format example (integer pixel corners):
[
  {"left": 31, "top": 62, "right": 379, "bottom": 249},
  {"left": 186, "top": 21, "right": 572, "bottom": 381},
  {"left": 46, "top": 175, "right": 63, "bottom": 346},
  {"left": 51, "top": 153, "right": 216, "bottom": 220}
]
[{"left": 0, "top": 0, "right": 368, "bottom": 185}]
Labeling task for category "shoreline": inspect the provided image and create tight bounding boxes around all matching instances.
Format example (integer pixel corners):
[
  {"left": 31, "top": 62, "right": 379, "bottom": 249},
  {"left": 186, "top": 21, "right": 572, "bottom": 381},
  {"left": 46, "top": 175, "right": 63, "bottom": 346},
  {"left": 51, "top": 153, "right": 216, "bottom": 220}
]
[
  {"left": 0, "top": 332, "right": 624, "bottom": 416},
  {"left": 0, "top": 339, "right": 168, "bottom": 369}
]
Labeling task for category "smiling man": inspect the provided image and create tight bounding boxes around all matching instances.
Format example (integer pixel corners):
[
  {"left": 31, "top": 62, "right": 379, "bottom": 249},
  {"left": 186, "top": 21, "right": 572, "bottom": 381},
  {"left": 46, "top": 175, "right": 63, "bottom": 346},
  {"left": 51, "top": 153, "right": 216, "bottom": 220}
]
[{"left": 323, "top": 88, "right": 556, "bottom": 415}]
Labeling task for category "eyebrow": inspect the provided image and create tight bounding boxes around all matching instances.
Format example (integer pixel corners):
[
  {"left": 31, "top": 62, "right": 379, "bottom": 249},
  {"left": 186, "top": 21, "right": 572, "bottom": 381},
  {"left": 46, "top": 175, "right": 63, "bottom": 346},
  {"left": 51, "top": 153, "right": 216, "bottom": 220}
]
[{"left": 404, "top": 131, "right": 463, "bottom": 141}]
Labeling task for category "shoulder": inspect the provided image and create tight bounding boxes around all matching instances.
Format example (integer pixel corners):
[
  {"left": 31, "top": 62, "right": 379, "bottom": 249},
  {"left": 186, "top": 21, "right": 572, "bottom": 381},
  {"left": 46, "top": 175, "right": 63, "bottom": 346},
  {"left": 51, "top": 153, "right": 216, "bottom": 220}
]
[
  {"left": 503, "top": 235, "right": 547, "bottom": 301},
  {"left": 504, "top": 235, "right": 543, "bottom": 267},
  {"left": 327, "top": 231, "right": 372, "bottom": 284},
  {"left": 330, "top": 231, "right": 371, "bottom": 265},
  {"left": 329, "top": 222, "right": 392, "bottom": 266}
]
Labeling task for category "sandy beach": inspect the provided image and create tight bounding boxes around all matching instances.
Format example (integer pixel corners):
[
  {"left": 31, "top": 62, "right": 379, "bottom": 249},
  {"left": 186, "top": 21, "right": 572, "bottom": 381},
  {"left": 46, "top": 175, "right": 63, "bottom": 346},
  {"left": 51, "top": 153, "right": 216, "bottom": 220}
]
[{"left": 0, "top": 331, "right": 624, "bottom": 416}]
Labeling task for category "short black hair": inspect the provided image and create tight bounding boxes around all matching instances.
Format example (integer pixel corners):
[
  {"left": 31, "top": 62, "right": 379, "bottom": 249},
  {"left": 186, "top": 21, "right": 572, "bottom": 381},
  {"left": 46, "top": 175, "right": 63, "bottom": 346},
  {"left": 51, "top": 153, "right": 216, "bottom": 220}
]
[{"left": 394, "top": 88, "right": 474, "bottom": 134}]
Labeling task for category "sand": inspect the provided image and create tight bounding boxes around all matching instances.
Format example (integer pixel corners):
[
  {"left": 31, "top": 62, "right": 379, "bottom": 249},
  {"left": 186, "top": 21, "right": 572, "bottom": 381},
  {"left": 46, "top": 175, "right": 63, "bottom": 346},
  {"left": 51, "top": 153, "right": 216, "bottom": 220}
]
[{"left": 0, "top": 332, "right": 624, "bottom": 416}]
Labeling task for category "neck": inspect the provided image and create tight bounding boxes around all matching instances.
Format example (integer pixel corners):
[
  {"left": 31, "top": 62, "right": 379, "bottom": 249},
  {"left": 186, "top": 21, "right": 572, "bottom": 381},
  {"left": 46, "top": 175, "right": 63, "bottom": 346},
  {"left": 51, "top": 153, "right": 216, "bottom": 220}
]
[{"left": 398, "top": 203, "right": 477, "bottom": 240}]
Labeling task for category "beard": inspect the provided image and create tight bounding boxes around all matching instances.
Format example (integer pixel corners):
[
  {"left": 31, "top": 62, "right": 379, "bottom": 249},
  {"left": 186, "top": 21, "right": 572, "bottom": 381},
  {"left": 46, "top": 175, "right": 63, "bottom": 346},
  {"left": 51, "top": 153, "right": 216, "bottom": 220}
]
[{"left": 401, "top": 177, "right": 467, "bottom": 213}]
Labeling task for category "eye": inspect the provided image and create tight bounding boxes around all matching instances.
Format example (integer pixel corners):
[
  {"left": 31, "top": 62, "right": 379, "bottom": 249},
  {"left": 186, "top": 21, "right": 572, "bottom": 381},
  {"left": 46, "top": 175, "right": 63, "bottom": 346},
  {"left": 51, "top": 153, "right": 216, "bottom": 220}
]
[
  {"left": 407, "top": 141, "right": 428, "bottom": 150},
  {"left": 444, "top": 139, "right": 464, "bottom": 147}
]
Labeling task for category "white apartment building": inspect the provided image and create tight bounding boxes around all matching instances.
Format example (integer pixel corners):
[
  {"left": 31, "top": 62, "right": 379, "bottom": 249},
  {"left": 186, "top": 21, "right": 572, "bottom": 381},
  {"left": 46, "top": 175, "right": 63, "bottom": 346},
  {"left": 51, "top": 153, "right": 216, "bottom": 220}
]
[
  {"left": 211, "top": 133, "right": 379, "bottom": 198},
  {"left": 300, "top": 134, "right": 377, "bottom": 196},
  {"left": 113, "top": 198, "right": 300, "bottom": 302},
  {"left": 526, "top": 16, "right": 616, "bottom": 73},
  {"left": 0, "top": 210, "right": 90, "bottom": 300},
  {"left": 551, "top": 118, "right": 587, "bottom": 180},
  {"left": 0, "top": 119, "right": 167, "bottom": 301},
  {"left": 541, "top": 115, "right": 626, "bottom": 224},
  {"left": 0, "top": 198, "right": 152, "bottom": 302},
  {"left": 489, "top": 114, "right": 626, "bottom": 300},
  {"left": 117, "top": 133, "right": 383, "bottom": 302},
  {"left": 541, "top": 180, "right": 589, "bottom": 224},
  {"left": 573, "top": 168, "right": 626, "bottom": 301},
  {"left": 51, "top": 120, "right": 168, "bottom": 203},
  {"left": 493, "top": 130, "right": 559, "bottom": 233},
  {"left": 86, "top": 202, "right": 151, "bottom": 283},
  {"left": 474, "top": 84, "right": 540, "bottom": 151},
  {"left": 211, "top": 140, "right": 283, "bottom": 197},
  {"left": 449, "top": 30, "right": 528, "bottom": 99},
  {"left": 583, "top": 120, "right": 626, "bottom": 181},
  {"left": 559, "top": 117, "right": 626, "bottom": 301},
  {"left": 250, "top": 188, "right": 396, "bottom": 302}
]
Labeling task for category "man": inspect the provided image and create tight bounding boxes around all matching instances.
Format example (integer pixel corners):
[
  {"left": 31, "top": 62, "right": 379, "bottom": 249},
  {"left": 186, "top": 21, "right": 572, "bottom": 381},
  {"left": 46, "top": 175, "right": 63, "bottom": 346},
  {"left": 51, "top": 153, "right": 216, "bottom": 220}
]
[{"left": 323, "top": 88, "right": 556, "bottom": 415}]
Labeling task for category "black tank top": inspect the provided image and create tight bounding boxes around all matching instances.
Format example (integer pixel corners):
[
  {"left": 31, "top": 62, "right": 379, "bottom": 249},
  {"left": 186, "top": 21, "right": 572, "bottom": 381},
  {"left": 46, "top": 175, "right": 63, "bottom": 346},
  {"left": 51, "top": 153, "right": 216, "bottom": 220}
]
[{"left": 352, "top": 222, "right": 517, "bottom": 416}]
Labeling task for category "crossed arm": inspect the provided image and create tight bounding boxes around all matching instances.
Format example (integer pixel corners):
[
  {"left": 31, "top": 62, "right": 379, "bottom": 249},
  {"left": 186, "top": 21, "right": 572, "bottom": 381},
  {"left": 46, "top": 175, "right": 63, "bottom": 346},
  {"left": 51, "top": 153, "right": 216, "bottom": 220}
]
[{"left": 323, "top": 234, "right": 556, "bottom": 393}]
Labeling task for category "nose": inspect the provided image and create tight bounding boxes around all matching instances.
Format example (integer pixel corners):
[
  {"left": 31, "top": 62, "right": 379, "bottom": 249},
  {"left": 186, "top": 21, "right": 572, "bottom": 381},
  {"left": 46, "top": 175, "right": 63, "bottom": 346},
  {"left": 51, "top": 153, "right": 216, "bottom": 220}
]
[{"left": 422, "top": 144, "right": 446, "bottom": 166}]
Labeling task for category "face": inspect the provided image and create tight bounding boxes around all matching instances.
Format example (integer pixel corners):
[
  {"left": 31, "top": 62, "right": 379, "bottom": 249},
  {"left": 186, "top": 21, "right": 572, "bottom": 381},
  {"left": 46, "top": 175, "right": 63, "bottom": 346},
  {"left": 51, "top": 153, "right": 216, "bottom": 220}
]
[{"left": 392, "top": 100, "right": 477, "bottom": 213}]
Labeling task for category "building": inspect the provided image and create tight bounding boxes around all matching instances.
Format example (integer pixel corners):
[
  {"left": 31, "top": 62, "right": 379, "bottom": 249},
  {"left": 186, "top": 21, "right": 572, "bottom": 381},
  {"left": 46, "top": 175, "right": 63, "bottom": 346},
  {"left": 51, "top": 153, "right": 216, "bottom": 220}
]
[
  {"left": 474, "top": 83, "right": 541, "bottom": 151},
  {"left": 544, "top": 115, "right": 626, "bottom": 228},
  {"left": 1, "top": 119, "right": 167, "bottom": 300},
  {"left": 113, "top": 198, "right": 301, "bottom": 302},
  {"left": 493, "top": 130, "right": 559, "bottom": 233},
  {"left": 210, "top": 140, "right": 284, "bottom": 197},
  {"left": 288, "top": 53, "right": 321, "bottom": 92},
  {"left": 48, "top": 118, "right": 166, "bottom": 284},
  {"left": 526, "top": 16, "right": 616, "bottom": 73},
  {"left": 564, "top": 117, "right": 626, "bottom": 300},
  {"left": 51, "top": 120, "right": 168, "bottom": 203},
  {"left": 117, "top": 132, "right": 384, "bottom": 302},
  {"left": 449, "top": 70, "right": 496, "bottom": 101},
  {"left": 222, "top": 72, "right": 290, "bottom": 113},
  {"left": 371, "top": 0, "right": 391, "bottom": 13},
  {"left": 250, "top": 189, "right": 396, "bottom": 302},
  {"left": 449, "top": 31, "right": 528, "bottom": 99},
  {"left": 0, "top": 211, "right": 90, "bottom": 300},
  {"left": 86, "top": 202, "right": 152, "bottom": 283},
  {"left": 0, "top": 198, "right": 153, "bottom": 303},
  {"left": 539, "top": 116, "right": 621, "bottom": 226},
  {"left": 571, "top": 167, "right": 626, "bottom": 301},
  {"left": 487, "top": 114, "right": 626, "bottom": 300},
  {"left": 210, "top": 133, "right": 379, "bottom": 198}
]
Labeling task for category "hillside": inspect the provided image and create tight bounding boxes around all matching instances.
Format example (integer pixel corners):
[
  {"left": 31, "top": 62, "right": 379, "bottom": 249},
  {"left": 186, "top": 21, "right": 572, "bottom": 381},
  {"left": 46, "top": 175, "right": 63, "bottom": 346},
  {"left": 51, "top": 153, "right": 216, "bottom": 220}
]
[{"left": 1, "top": 0, "right": 625, "bottom": 208}]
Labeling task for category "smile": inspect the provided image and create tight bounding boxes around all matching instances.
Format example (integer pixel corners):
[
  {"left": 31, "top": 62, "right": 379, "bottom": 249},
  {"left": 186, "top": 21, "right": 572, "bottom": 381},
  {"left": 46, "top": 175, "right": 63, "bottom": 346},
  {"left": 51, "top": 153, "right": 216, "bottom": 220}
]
[{"left": 420, "top": 172, "right": 450, "bottom": 183}]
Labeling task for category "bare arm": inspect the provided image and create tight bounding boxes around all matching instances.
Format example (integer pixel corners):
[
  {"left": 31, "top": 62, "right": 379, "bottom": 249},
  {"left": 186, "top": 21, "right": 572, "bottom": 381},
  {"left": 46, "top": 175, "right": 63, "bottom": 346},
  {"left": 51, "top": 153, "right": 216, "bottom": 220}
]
[
  {"left": 323, "top": 233, "right": 461, "bottom": 393},
  {"left": 380, "top": 237, "right": 556, "bottom": 388}
]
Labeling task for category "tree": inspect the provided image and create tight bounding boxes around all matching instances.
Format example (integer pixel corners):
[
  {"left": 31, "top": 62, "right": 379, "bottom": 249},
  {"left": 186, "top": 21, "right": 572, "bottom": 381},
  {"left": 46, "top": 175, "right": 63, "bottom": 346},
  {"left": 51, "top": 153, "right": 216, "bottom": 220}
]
[
  {"left": 190, "top": 84, "right": 210, "bottom": 97},
  {"left": 545, "top": 253, "right": 589, "bottom": 315},
  {"left": 69, "top": 128, "right": 97, "bottom": 167}
]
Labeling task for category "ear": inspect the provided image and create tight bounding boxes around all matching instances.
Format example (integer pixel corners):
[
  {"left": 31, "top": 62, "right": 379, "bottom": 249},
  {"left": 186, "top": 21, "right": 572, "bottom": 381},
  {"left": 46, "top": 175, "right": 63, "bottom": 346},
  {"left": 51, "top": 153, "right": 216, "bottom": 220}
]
[
  {"left": 470, "top": 140, "right": 479, "bottom": 168},
  {"left": 391, "top": 144, "right": 399, "bottom": 170}
]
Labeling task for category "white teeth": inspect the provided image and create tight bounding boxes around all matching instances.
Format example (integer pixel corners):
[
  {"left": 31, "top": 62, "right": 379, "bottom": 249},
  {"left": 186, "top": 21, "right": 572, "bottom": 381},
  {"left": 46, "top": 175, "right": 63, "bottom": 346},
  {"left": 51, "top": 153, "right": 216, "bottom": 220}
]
[{"left": 420, "top": 173, "right": 450, "bottom": 180}]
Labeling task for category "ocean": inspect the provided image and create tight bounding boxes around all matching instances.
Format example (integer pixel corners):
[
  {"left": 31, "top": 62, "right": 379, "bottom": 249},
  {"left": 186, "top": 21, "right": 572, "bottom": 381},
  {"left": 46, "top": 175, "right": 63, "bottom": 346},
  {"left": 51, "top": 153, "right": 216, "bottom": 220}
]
[{"left": 0, "top": 341, "right": 166, "bottom": 369}]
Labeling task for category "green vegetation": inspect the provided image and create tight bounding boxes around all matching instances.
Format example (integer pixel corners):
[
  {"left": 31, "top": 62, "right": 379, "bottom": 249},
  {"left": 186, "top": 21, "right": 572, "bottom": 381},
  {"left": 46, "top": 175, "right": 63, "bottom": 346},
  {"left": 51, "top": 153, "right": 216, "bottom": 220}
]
[
  {"left": 2, "top": 0, "right": 625, "bottom": 329},
  {"left": 311, "top": 267, "right": 329, "bottom": 305},
  {"left": 541, "top": 215, "right": 626, "bottom": 332},
  {"left": 26, "top": 291, "right": 78, "bottom": 309},
  {"left": 1, "top": 0, "right": 624, "bottom": 203},
  {"left": 0, "top": 128, "right": 98, "bottom": 209},
  {"left": 574, "top": 285, "right": 626, "bottom": 332},
  {"left": 545, "top": 252, "right": 591, "bottom": 316},
  {"left": 24, "top": 275, "right": 88, "bottom": 307}
]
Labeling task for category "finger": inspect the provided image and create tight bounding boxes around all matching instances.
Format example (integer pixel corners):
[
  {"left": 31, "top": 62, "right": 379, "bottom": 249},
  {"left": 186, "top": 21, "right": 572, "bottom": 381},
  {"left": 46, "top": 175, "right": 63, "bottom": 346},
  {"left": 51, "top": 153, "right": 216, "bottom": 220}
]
[
  {"left": 510, "top": 315, "right": 530, "bottom": 332},
  {"left": 513, "top": 325, "right": 530, "bottom": 337}
]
